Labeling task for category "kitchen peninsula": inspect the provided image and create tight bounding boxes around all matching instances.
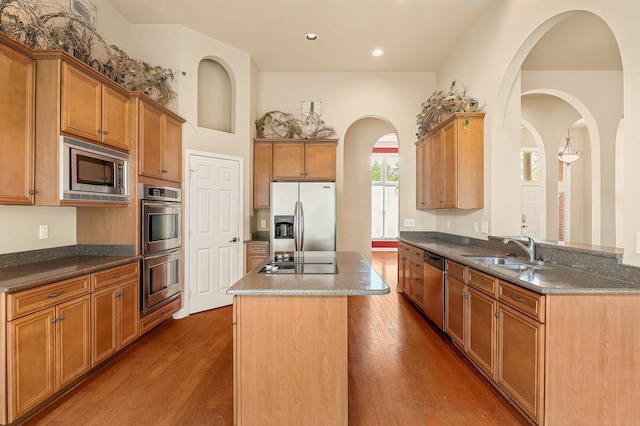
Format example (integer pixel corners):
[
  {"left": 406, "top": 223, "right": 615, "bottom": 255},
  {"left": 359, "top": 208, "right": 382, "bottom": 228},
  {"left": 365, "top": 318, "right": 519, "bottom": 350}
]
[{"left": 228, "top": 251, "right": 389, "bottom": 426}]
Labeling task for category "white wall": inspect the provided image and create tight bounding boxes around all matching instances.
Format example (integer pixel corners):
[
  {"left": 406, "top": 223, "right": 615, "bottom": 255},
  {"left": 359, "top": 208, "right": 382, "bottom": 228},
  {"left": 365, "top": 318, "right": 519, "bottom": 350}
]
[
  {"left": 435, "top": 0, "right": 640, "bottom": 265},
  {"left": 257, "top": 72, "right": 436, "bottom": 251}
]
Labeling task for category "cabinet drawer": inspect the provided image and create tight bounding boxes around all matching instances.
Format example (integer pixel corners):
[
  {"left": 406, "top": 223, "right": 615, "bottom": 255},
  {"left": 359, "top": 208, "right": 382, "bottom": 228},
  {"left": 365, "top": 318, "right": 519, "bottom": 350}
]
[
  {"left": 446, "top": 260, "right": 466, "bottom": 282},
  {"left": 468, "top": 268, "right": 498, "bottom": 297},
  {"left": 92, "top": 262, "right": 140, "bottom": 291},
  {"left": 399, "top": 242, "right": 411, "bottom": 254},
  {"left": 140, "top": 296, "right": 181, "bottom": 335},
  {"left": 498, "top": 280, "right": 545, "bottom": 322},
  {"left": 411, "top": 282, "right": 424, "bottom": 307},
  {"left": 410, "top": 246, "right": 423, "bottom": 259},
  {"left": 247, "top": 243, "right": 268, "bottom": 254},
  {"left": 410, "top": 259, "right": 423, "bottom": 272},
  {"left": 8, "top": 275, "right": 90, "bottom": 320}
]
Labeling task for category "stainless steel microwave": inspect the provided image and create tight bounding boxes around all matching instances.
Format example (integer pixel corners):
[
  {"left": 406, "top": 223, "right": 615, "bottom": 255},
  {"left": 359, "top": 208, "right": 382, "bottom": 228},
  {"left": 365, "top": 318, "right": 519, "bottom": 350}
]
[{"left": 60, "top": 136, "right": 130, "bottom": 202}]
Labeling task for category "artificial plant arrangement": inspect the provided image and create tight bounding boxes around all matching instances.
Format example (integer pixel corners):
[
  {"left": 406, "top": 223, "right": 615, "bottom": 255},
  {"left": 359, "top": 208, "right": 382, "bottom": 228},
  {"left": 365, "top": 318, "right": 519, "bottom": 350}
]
[
  {"left": 416, "top": 80, "right": 483, "bottom": 138},
  {"left": 255, "top": 110, "right": 336, "bottom": 139},
  {"left": 0, "top": 0, "right": 183, "bottom": 105}
]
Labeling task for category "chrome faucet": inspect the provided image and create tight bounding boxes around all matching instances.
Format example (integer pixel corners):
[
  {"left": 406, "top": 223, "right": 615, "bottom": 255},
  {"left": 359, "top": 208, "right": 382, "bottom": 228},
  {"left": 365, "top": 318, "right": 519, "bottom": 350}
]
[{"left": 503, "top": 236, "right": 536, "bottom": 263}]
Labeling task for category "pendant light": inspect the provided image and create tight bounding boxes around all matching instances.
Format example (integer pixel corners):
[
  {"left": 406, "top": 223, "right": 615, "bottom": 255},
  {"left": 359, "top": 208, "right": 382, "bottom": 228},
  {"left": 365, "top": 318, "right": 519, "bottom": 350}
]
[{"left": 558, "top": 129, "right": 582, "bottom": 165}]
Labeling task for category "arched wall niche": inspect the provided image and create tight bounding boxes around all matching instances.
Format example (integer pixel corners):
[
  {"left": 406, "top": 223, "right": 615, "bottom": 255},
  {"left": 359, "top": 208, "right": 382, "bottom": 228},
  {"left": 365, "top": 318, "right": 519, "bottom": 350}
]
[{"left": 197, "top": 57, "right": 236, "bottom": 133}]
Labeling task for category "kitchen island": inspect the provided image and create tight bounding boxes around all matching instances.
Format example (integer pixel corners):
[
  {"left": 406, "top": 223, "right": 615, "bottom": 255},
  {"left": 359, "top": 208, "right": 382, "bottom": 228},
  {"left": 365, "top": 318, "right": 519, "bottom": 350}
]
[{"left": 227, "top": 251, "right": 389, "bottom": 426}]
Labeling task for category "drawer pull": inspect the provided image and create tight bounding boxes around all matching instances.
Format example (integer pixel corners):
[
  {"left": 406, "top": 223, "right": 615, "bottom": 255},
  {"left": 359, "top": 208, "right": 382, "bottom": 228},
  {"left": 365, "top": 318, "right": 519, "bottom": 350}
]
[
  {"left": 511, "top": 295, "right": 526, "bottom": 303},
  {"left": 112, "top": 273, "right": 123, "bottom": 279},
  {"left": 51, "top": 318, "right": 57, "bottom": 324},
  {"left": 46, "top": 290, "right": 64, "bottom": 299},
  {"left": 59, "top": 315, "right": 65, "bottom": 321}
]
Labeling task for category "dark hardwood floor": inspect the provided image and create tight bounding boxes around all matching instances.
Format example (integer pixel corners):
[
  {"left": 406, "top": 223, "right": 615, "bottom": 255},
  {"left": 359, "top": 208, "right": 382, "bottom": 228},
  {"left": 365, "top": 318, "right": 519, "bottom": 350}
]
[{"left": 24, "top": 251, "right": 528, "bottom": 425}]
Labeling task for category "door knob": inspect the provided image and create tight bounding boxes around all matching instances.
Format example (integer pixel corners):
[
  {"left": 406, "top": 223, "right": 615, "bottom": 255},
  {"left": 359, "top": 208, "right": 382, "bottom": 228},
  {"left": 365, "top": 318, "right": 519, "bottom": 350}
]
[{"left": 230, "top": 237, "right": 239, "bottom": 243}]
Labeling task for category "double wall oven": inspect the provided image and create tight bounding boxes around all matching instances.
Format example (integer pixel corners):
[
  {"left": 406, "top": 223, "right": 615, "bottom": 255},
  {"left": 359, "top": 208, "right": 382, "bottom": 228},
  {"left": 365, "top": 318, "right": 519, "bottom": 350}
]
[{"left": 141, "top": 183, "right": 182, "bottom": 313}]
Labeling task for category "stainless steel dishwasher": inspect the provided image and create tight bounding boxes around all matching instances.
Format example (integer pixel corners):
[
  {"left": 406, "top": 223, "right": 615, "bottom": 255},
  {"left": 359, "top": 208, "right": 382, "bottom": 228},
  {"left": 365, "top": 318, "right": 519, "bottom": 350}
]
[{"left": 423, "top": 251, "right": 445, "bottom": 331}]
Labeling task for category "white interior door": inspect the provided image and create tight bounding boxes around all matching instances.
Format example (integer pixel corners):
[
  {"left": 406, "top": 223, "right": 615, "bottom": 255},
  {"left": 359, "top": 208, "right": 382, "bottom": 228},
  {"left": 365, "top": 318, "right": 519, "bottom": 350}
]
[
  {"left": 187, "top": 152, "right": 242, "bottom": 314},
  {"left": 521, "top": 184, "right": 541, "bottom": 238}
]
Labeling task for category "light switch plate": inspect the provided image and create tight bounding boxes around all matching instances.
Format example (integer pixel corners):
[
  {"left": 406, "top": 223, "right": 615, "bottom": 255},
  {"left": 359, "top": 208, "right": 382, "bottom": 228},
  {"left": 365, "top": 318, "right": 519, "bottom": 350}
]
[
  {"left": 481, "top": 222, "right": 489, "bottom": 234},
  {"left": 39, "top": 224, "right": 48, "bottom": 239},
  {"left": 260, "top": 220, "right": 266, "bottom": 228}
]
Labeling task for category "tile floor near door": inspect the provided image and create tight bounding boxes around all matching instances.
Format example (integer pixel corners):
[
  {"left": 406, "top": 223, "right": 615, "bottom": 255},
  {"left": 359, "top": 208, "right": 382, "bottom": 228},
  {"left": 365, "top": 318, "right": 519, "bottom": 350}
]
[{"left": 24, "top": 252, "right": 528, "bottom": 425}]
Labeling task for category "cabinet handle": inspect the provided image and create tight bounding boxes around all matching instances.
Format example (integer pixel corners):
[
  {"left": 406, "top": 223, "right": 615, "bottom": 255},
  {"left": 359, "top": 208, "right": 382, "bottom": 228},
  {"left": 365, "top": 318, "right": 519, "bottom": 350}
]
[
  {"left": 494, "top": 312, "right": 500, "bottom": 318},
  {"left": 98, "top": 128, "right": 103, "bottom": 134},
  {"left": 46, "top": 290, "right": 64, "bottom": 299},
  {"left": 511, "top": 295, "right": 526, "bottom": 303},
  {"left": 29, "top": 189, "right": 37, "bottom": 195},
  {"left": 161, "top": 169, "right": 168, "bottom": 173},
  {"left": 59, "top": 315, "right": 65, "bottom": 321},
  {"left": 103, "top": 130, "right": 109, "bottom": 135},
  {"left": 51, "top": 318, "right": 57, "bottom": 324},
  {"left": 112, "top": 273, "right": 123, "bottom": 279},
  {"left": 115, "top": 291, "right": 123, "bottom": 298}
]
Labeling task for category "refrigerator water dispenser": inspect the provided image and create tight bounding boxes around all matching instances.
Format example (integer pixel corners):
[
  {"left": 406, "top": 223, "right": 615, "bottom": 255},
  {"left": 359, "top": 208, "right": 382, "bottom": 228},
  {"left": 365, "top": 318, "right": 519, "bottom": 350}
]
[{"left": 274, "top": 215, "right": 294, "bottom": 239}]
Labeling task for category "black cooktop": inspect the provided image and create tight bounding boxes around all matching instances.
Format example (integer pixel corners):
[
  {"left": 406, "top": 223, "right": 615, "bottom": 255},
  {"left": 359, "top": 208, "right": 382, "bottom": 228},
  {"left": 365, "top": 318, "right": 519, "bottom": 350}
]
[{"left": 258, "top": 251, "right": 338, "bottom": 275}]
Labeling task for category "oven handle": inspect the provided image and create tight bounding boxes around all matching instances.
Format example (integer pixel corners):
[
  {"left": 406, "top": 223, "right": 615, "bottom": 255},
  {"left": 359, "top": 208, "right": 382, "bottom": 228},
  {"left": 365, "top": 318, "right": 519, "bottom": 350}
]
[
  {"left": 143, "top": 249, "right": 182, "bottom": 261},
  {"left": 142, "top": 201, "right": 181, "bottom": 209}
]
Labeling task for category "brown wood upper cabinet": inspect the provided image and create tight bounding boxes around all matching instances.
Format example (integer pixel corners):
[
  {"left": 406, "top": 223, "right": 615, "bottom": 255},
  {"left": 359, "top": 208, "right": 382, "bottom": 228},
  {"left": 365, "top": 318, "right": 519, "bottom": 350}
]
[
  {"left": 253, "top": 141, "right": 272, "bottom": 209},
  {"left": 416, "top": 112, "right": 484, "bottom": 209},
  {"left": 60, "top": 62, "right": 131, "bottom": 151},
  {"left": 272, "top": 139, "right": 337, "bottom": 181},
  {"left": 0, "top": 37, "right": 35, "bottom": 205},
  {"left": 138, "top": 98, "right": 184, "bottom": 183}
]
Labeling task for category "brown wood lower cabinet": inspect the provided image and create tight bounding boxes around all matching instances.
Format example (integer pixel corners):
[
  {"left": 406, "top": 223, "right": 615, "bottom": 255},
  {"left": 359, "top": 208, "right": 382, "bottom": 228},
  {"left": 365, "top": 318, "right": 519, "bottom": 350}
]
[
  {"left": 245, "top": 241, "right": 269, "bottom": 273},
  {"left": 91, "top": 274, "right": 139, "bottom": 367},
  {"left": 233, "top": 295, "right": 347, "bottom": 425},
  {"left": 6, "top": 278, "right": 91, "bottom": 423}
]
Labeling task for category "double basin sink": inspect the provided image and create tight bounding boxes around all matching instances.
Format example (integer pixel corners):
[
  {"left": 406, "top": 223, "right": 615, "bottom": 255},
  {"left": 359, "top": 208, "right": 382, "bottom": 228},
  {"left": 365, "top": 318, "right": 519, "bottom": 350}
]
[{"left": 462, "top": 255, "right": 544, "bottom": 271}]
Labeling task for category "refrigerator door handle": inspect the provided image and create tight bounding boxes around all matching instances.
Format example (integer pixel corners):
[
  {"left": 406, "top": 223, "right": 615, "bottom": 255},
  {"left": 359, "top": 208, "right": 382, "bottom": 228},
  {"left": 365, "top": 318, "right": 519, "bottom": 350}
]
[
  {"left": 299, "top": 201, "right": 304, "bottom": 251},
  {"left": 294, "top": 201, "right": 300, "bottom": 251}
]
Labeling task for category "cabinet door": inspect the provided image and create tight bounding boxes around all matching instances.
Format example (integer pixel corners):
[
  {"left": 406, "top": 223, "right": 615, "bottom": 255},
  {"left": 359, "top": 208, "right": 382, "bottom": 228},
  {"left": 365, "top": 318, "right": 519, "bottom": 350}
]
[
  {"left": 60, "top": 63, "right": 102, "bottom": 142},
  {"left": 272, "top": 142, "right": 304, "bottom": 180},
  {"left": 91, "top": 286, "right": 118, "bottom": 367},
  {"left": 139, "top": 101, "right": 164, "bottom": 179},
  {"left": 0, "top": 44, "right": 35, "bottom": 205},
  {"left": 56, "top": 295, "right": 91, "bottom": 389},
  {"left": 439, "top": 120, "right": 458, "bottom": 208},
  {"left": 253, "top": 142, "right": 272, "bottom": 209},
  {"left": 445, "top": 276, "right": 466, "bottom": 347},
  {"left": 101, "top": 85, "right": 130, "bottom": 151},
  {"left": 7, "top": 308, "right": 56, "bottom": 421},
  {"left": 497, "top": 303, "right": 545, "bottom": 423},
  {"left": 163, "top": 115, "right": 183, "bottom": 182},
  {"left": 304, "top": 142, "right": 336, "bottom": 180},
  {"left": 467, "top": 287, "right": 497, "bottom": 379},
  {"left": 396, "top": 244, "right": 407, "bottom": 293},
  {"left": 416, "top": 141, "right": 425, "bottom": 209},
  {"left": 117, "top": 280, "right": 140, "bottom": 349},
  {"left": 416, "top": 136, "right": 434, "bottom": 209}
]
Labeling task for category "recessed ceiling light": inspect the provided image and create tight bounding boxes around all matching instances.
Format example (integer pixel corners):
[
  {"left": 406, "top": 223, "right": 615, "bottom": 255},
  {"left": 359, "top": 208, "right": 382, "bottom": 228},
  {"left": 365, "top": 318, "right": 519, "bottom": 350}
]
[
  {"left": 305, "top": 33, "right": 319, "bottom": 41},
  {"left": 372, "top": 49, "right": 384, "bottom": 57}
]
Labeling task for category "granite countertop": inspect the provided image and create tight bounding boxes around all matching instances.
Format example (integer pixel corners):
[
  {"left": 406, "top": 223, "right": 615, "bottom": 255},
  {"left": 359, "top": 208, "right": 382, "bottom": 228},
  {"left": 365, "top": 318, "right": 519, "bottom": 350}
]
[
  {"left": 399, "top": 235, "right": 640, "bottom": 295},
  {"left": 0, "top": 255, "right": 141, "bottom": 294},
  {"left": 227, "top": 251, "right": 390, "bottom": 296}
]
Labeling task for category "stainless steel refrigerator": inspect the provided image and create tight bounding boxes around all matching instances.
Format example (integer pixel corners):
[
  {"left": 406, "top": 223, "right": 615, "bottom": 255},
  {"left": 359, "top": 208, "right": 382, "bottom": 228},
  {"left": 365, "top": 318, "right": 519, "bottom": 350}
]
[{"left": 271, "top": 182, "right": 336, "bottom": 252}]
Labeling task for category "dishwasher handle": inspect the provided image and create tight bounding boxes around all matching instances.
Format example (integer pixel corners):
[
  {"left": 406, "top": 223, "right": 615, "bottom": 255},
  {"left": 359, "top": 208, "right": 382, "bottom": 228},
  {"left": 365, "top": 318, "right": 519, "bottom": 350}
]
[{"left": 424, "top": 252, "right": 445, "bottom": 270}]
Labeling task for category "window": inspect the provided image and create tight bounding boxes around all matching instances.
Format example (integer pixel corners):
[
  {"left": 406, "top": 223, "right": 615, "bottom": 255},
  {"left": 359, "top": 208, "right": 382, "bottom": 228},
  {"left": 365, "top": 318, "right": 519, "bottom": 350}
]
[
  {"left": 371, "top": 152, "right": 399, "bottom": 240},
  {"left": 520, "top": 150, "right": 541, "bottom": 182}
]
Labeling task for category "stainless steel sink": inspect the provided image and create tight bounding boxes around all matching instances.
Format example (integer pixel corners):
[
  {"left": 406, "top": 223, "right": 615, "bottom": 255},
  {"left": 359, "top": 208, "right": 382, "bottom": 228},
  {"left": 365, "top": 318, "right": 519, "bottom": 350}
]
[{"left": 462, "top": 255, "right": 543, "bottom": 270}]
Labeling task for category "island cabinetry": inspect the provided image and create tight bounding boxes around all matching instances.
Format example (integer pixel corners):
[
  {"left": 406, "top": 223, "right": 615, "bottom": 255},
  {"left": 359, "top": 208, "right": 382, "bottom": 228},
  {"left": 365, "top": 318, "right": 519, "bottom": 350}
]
[
  {"left": 271, "top": 139, "right": 337, "bottom": 181},
  {"left": 233, "top": 295, "right": 347, "bottom": 425},
  {"left": 416, "top": 112, "right": 484, "bottom": 209},
  {"left": 90, "top": 262, "right": 140, "bottom": 367},
  {"left": 496, "top": 280, "right": 545, "bottom": 424},
  {"left": 252, "top": 140, "right": 272, "bottom": 209},
  {"left": 245, "top": 241, "right": 269, "bottom": 273},
  {"left": 6, "top": 276, "right": 91, "bottom": 423},
  {"left": 60, "top": 62, "right": 130, "bottom": 151},
  {"left": 444, "top": 260, "right": 498, "bottom": 379},
  {"left": 136, "top": 96, "right": 184, "bottom": 183},
  {"left": 0, "top": 38, "right": 35, "bottom": 205}
]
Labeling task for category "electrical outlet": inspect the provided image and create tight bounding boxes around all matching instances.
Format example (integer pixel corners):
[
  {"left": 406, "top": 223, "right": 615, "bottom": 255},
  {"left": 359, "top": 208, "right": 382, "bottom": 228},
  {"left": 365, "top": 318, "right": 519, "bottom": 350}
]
[
  {"left": 39, "top": 224, "right": 48, "bottom": 239},
  {"left": 260, "top": 220, "right": 266, "bottom": 228},
  {"left": 404, "top": 219, "right": 416, "bottom": 228},
  {"left": 481, "top": 222, "right": 489, "bottom": 234},
  {"left": 474, "top": 222, "right": 479, "bottom": 233},
  {"left": 636, "top": 232, "right": 640, "bottom": 254},
  {"left": 446, "top": 220, "right": 451, "bottom": 229}
]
